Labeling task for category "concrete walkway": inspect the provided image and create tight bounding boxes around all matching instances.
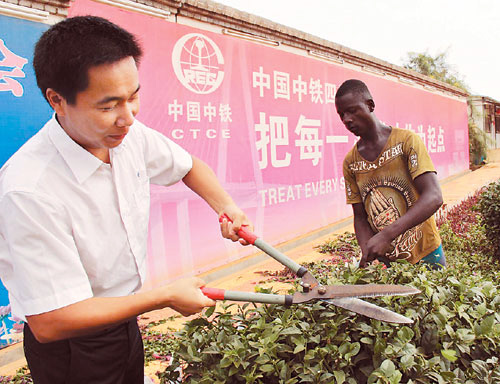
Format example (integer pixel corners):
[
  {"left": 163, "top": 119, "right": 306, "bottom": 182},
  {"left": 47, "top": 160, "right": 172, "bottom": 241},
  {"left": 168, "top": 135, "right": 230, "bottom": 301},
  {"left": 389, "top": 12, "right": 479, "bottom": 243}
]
[{"left": 1, "top": 162, "right": 500, "bottom": 379}]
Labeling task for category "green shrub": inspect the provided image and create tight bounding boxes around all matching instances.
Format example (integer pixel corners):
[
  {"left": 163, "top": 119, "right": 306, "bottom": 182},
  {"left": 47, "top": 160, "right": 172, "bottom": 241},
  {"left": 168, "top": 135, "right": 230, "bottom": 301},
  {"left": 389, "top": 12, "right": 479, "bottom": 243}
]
[
  {"left": 439, "top": 221, "right": 498, "bottom": 278},
  {"left": 314, "top": 232, "right": 359, "bottom": 260},
  {"left": 158, "top": 195, "right": 500, "bottom": 384},
  {"left": 4, "top": 189, "right": 500, "bottom": 384},
  {"left": 478, "top": 181, "right": 500, "bottom": 260},
  {"left": 436, "top": 187, "right": 498, "bottom": 277},
  {"left": 0, "top": 367, "right": 32, "bottom": 384},
  {"left": 159, "top": 258, "right": 500, "bottom": 384}
]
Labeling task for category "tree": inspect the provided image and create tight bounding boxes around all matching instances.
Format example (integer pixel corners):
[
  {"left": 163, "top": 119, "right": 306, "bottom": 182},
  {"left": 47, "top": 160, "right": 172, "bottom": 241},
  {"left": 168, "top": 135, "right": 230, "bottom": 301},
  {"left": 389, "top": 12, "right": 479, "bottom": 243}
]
[
  {"left": 402, "top": 50, "right": 469, "bottom": 92},
  {"left": 403, "top": 50, "right": 492, "bottom": 167},
  {"left": 468, "top": 105, "right": 490, "bottom": 165}
]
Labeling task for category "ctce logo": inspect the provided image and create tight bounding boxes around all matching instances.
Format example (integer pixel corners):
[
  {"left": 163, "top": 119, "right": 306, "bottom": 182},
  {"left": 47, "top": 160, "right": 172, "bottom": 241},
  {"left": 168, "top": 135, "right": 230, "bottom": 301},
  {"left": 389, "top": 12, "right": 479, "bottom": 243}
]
[{"left": 172, "top": 33, "right": 224, "bottom": 94}]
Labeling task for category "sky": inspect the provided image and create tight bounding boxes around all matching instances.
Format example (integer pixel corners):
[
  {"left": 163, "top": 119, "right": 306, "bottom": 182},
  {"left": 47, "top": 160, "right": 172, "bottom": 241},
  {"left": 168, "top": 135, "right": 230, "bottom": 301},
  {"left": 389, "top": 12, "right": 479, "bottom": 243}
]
[{"left": 215, "top": 0, "right": 500, "bottom": 101}]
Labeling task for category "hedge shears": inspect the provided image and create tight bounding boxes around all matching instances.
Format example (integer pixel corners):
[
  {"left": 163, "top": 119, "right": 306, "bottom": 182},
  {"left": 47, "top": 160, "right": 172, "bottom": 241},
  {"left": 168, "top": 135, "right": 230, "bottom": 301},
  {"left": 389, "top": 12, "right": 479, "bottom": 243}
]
[{"left": 201, "top": 216, "right": 420, "bottom": 324}]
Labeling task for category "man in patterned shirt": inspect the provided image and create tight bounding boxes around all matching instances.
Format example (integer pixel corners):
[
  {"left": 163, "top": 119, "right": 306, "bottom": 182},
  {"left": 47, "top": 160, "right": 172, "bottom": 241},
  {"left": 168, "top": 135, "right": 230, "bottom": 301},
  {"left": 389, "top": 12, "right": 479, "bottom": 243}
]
[{"left": 335, "top": 79, "right": 445, "bottom": 268}]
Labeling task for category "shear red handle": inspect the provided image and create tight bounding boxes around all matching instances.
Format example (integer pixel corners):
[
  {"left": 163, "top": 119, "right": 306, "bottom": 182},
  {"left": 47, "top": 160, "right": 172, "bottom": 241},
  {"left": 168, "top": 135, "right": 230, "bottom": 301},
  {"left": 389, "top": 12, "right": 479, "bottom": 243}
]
[
  {"left": 200, "top": 287, "right": 225, "bottom": 300},
  {"left": 201, "top": 286, "right": 292, "bottom": 305},
  {"left": 218, "top": 214, "right": 310, "bottom": 279},
  {"left": 218, "top": 214, "right": 257, "bottom": 244}
]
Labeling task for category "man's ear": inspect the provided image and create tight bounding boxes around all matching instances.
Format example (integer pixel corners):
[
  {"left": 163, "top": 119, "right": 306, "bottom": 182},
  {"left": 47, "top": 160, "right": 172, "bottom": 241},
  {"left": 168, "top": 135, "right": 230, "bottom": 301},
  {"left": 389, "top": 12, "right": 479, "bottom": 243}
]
[
  {"left": 367, "top": 99, "right": 375, "bottom": 112},
  {"left": 46, "top": 88, "right": 67, "bottom": 116}
]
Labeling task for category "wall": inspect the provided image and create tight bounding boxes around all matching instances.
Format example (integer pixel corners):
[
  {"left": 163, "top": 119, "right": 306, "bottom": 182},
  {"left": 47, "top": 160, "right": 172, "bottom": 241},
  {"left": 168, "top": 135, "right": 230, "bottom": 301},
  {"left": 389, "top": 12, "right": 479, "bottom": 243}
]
[
  {"left": 487, "top": 148, "right": 500, "bottom": 162},
  {"left": 469, "top": 96, "right": 500, "bottom": 151}
]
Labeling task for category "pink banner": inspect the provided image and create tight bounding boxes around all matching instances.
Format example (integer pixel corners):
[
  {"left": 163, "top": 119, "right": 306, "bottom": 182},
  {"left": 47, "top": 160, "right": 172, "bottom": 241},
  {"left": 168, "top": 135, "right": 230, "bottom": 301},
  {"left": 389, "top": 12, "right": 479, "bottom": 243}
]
[{"left": 69, "top": 0, "right": 469, "bottom": 287}]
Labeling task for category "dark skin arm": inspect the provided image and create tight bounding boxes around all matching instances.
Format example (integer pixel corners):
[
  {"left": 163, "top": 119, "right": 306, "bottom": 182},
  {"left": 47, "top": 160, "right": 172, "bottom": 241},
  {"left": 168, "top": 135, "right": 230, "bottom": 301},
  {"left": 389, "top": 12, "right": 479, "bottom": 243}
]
[
  {"left": 352, "top": 202, "right": 376, "bottom": 264},
  {"left": 357, "top": 171, "right": 443, "bottom": 267}
]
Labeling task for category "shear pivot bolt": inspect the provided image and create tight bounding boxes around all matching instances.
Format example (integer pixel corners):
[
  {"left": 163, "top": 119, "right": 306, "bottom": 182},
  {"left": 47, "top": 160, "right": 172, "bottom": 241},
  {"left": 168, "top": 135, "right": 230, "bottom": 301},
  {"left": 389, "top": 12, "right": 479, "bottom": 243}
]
[
  {"left": 301, "top": 282, "right": 311, "bottom": 293},
  {"left": 318, "top": 286, "right": 327, "bottom": 295}
]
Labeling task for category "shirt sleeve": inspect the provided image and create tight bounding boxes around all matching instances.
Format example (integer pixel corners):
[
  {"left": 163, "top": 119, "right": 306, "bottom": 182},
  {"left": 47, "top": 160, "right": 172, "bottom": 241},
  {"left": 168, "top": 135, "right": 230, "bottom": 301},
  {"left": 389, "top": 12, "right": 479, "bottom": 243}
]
[
  {"left": 403, "top": 130, "right": 436, "bottom": 179},
  {"left": 0, "top": 191, "right": 93, "bottom": 319},
  {"left": 343, "top": 155, "right": 362, "bottom": 204},
  {"left": 134, "top": 121, "right": 193, "bottom": 186}
]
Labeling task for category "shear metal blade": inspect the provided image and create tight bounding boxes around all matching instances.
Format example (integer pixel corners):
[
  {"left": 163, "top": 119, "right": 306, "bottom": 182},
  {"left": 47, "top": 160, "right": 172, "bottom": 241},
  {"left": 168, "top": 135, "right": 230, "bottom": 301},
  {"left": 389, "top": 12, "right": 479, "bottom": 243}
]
[
  {"left": 324, "top": 297, "right": 414, "bottom": 324},
  {"left": 292, "top": 284, "right": 420, "bottom": 304},
  {"left": 323, "top": 284, "right": 420, "bottom": 299}
]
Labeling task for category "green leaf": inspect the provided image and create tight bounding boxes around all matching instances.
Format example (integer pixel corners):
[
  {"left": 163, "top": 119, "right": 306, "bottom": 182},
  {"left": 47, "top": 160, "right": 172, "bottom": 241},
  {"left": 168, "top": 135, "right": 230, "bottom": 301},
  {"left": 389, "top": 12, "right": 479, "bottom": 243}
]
[
  {"left": 333, "top": 370, "right": 346, "bottom": 383},
  {"left": 220, "top": 356, "right": 234, "bottom": 368},
  {"left": 389, "top": 371, "right": 402, "bottom": 384},
  {"left": 339, "top": 342, "right": 351, "bottom": 355},
  {"left": 478, "top": 315, "right": 495, "bottom": 335},
  {"left": 428, "top": 372, "right": 447, "bottom": 384},
  {"left": 281, "top": 326, "right": 302, "bottom": 335},
  {"left": 360, "top": 337, "right": 373, "bottom": 345},
  {"left": 260, "top": 364, "right": 275, "bottom": 373},
  {"left": 441, "top": 349, "right": 458, "bottom": 362},
  {"left": 421, "top": 328, "right": 438, "bottom": 354},
  {"left": 397, "top": 326, "right": 414, "bottom": 343},
  {"left": 204, "top": 305, "right": 216, "bottom": 317},
  {"left": 471, "top": 360, "right": 490, "bottom": 379},
  {"left": 440, "top": 371, "right": 457, "bottom": 381},
  {"left": 380, "top": 359, "right": 396, "bottom": 376},
  {"left": 298, "top": 373, "right": 315, "bottom": 382},
  {"left": 255, "top": 355, "right": 270, "bottom": 365},
  {"left": 309, "top": 334, "right": 321, "bottom": 344},
  {"left": 293, "top": 343, "right": 305, "bottom": 354},
  {"left": 457, "top": 328, "right": 475, "bottom": 343},
  {"left": 189, "top": 318, "right": 210, "bottom": 327},
  {"left": 228, "top": 365, "right": 239, "bottom": 376},
  {"left": 374, "top": 337, "right": 387, "bottom": 356}
]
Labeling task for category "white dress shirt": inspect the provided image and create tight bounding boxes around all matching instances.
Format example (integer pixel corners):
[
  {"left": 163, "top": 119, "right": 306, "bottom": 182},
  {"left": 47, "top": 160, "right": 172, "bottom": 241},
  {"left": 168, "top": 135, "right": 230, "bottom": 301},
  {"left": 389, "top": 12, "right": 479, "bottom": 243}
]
[{"left": 0, "top": 115, "right": 192, "bottom": 320}]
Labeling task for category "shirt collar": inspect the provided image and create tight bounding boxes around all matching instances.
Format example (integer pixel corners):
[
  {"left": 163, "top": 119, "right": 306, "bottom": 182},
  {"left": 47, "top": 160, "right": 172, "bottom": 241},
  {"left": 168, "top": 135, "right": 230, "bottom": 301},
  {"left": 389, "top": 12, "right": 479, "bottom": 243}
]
[{"left": 47, "top": 114, "right": 104, "bottom": 184}]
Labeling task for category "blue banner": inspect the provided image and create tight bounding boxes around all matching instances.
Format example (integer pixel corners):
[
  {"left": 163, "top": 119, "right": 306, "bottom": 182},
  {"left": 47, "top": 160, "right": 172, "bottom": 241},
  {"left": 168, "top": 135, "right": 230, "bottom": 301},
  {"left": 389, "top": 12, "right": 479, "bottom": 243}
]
[
  {"left": 0, "top": 14, "right": 52, "bottom": 348},
  {"left": 0, "top": 14, "right": 52, "bottom": 165}
]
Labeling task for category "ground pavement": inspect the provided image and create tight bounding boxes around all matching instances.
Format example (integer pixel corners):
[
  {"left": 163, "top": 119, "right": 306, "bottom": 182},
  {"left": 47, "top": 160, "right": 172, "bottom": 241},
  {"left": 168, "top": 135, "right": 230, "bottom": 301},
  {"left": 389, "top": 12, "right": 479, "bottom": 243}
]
[{"left": 1, "top": 162, "right": 500, "bottom": 381}]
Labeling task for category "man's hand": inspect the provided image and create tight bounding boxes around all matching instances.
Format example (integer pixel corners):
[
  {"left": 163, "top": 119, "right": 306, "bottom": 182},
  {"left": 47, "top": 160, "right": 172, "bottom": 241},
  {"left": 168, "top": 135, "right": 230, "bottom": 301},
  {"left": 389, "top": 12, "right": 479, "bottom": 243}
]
[
  {"left": 359, "top": 230, "right": 394, "bottom": 267},
  {"left": 219, "top": 204, "right": 253, "bottom": 245},
  {"left": 355, "top": 189, "right": 400, "bottom": 267},
  {"left": 162, "top": 277, "right": 215, "bottom": 317}
]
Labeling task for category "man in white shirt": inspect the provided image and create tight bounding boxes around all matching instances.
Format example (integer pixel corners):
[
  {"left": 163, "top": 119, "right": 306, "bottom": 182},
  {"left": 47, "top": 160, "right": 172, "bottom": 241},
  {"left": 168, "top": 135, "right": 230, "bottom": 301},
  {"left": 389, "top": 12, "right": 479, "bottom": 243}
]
[{"left": 0, "top": 16, "right": 251, "bottom": 383}]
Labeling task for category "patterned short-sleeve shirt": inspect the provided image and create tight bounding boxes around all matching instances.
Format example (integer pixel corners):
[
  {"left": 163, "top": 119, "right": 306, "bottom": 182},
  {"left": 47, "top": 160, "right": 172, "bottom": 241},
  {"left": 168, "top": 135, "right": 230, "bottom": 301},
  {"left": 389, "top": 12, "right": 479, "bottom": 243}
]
[{"left": 343, "top": 127, "right": 441, "bottom": 264}]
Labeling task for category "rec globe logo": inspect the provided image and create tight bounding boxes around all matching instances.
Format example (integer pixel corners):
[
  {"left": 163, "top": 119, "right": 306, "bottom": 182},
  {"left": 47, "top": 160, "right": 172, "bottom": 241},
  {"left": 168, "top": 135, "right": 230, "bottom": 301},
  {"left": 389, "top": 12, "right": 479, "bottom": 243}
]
[{"left": 172, "top": 33, "right": 224, "bottom": 94}]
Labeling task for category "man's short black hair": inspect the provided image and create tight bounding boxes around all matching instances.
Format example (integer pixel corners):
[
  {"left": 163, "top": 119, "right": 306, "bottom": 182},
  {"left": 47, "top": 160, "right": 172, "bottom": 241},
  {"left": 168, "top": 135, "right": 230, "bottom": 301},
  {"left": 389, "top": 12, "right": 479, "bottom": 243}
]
[
  {"left": 33, "top": 16, "right": 143, "bottom": 105},
  {"left": 336, "top": 79, "right": 373, "bottom": 100}
]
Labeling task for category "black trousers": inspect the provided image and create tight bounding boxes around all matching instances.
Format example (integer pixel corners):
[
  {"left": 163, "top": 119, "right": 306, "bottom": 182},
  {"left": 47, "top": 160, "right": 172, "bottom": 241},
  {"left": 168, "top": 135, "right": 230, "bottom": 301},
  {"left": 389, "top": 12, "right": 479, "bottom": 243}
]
[{"left": 23, "top": 319, "right": 144, "bottom": 384}]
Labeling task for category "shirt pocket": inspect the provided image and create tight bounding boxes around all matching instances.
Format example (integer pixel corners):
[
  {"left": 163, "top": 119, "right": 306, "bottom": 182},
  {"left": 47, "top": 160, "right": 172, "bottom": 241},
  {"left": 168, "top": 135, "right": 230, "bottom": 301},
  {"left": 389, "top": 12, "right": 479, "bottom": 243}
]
[{"left": 133, "top": 169, "right": 150, "bottom": 210}]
